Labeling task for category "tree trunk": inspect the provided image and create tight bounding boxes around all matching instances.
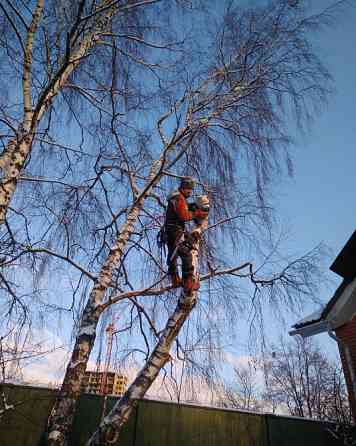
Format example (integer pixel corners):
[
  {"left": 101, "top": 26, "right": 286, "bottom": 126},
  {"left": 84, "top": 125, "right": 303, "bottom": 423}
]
[
  {"left": 45, "top": 147, "right": 179, "bottom": 445},
  {"left": 86, "top": 220, "right": 207, "bottom": 445},
  {"left": 45, "top": 202, "right": 144, "bottom": 445},
  {"left": 0, "top": 134, "right": 35, "bottom": 225},
  {"left": 0, "top": 0, "right": 44, "bottom": 225},
  {"left": 0, "top": 1, "right": 118, "bottom": 226}
]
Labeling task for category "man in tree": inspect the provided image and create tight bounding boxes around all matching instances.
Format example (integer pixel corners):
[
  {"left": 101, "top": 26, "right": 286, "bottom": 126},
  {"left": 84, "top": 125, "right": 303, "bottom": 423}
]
[{"left": 164, "top": 177, "right": 208, "bottom": 291}]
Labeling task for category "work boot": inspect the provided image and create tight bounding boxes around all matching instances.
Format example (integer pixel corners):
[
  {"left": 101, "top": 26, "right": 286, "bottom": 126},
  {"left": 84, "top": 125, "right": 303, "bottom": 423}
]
[
  {"left": 183, "top": 274, "right": 200, "bottom": 293},
  {"left": 170, "top": 272, "right": 182, "bottom": 288}
]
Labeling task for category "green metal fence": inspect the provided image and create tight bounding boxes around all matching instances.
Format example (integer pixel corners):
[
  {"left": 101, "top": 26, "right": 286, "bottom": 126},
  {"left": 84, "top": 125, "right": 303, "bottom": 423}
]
[
  {"left": 0, "top": 384, "right": 54, "bottom": 446},
  {"left": 0, "top": 384, "right": 344, "bottom": 446}
]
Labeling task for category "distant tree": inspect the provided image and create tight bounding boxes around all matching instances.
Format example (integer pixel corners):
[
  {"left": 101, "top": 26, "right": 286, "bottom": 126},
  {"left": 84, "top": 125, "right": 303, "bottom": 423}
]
[
  {"left": 220, "top": 337, "right": 354, "bottom": 444},
  {"left": 263, "top": 337, "right": 351, "bottom": 424},
  {"left": 220, "top": 358, "right": 263, "bottom": 412},
  {"left": 0, "top": 328, "right": 62, "bottom": 420}
]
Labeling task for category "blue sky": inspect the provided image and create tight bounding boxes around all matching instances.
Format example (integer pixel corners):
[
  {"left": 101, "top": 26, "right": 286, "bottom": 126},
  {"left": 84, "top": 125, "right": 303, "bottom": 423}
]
[
  {"left": 276, "top": 0, "right": 355, "bottom": 261},
  {"left": 263, "top": 0, "right": 356, "bottom": 357},
  {"left": 217, "top": 0, "right": 356, "bottom": 367},
  {"left": 276, "top": 2, "right": 355, "bottom": 281}
]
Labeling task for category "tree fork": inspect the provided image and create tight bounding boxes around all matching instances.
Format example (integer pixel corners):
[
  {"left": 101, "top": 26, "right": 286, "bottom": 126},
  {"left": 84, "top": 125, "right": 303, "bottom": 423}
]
[
  {"left": 45, "top": 143, "right": 181, "bottom": 444},
  {"left": 45, "top": 201, "right": 143, "bottom": 445},
  {"left": 86, "top": 219, "right": 208, "bottom": 445}
]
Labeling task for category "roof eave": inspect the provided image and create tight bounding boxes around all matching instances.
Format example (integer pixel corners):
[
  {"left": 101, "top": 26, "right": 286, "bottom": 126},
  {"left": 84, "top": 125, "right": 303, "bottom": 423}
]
[{"left": 289, "top": 320, "right": 330, "bottom": 338}]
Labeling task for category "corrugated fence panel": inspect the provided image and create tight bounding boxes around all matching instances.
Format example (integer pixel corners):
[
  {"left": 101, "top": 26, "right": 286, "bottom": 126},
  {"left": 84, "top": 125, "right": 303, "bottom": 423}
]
[
  {"left": 0, "top": 384, "right": 55, "bottom": 446},
  {"left": 0, "top": 385, "right": 350, "bottom": 446},
  {"left": 68, "top": 393, "right": 104, "bottom": 445},
  {"left": 69, "top": 394, "right": 136, "bottom": 446},
  {"left": 266, "top": 414, "right": 343, "bottom": 446},
  {"left": 135, "top": 399, "right": 267, "bottom": 446}
]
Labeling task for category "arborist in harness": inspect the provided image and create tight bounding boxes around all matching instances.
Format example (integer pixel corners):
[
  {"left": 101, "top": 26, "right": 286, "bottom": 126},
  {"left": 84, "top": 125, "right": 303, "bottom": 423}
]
[{"left": 163, "top": 177, "right": 209, "bottom": 292}]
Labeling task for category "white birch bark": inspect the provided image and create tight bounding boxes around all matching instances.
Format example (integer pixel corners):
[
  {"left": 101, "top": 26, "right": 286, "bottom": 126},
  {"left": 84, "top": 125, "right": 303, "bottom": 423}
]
[
  {"left": 0, "top": 0, "right": 43, "bottom": 225},
  {"left": 45, "top": 146, "right": 187, "bottom": 444},
  {"left": 86, "top": 219, "right": 208, "bottom": 446},
  {"left": 0, "top": 1, "right": 120, "bottom": 226}
]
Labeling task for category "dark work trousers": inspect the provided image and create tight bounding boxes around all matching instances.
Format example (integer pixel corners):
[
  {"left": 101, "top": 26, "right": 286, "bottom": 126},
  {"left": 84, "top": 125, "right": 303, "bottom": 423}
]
[{"left": 166, "top": 230, "right": 194, "bottom": 279}]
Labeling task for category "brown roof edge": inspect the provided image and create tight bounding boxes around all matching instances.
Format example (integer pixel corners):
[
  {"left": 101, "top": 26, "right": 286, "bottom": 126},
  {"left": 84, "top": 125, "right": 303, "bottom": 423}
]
[
  {"left": 330, "top": 230, "right": 356, "bottom": 279},
  {"left": 321, "top": 277, "right": 353, "bottom": 320},
  {"left": 292, "top": 278, "right": 352, "bottom": 331}
]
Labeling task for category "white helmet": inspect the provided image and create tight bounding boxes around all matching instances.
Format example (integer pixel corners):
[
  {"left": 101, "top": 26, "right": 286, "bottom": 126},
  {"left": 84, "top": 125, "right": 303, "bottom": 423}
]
[{"left": 195, "top": 195, "right": 210, "bottom": 212}]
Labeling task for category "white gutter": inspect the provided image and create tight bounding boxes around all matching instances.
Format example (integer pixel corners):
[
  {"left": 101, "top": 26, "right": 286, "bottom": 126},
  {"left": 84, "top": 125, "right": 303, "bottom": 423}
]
[{"left": 289, "top": 320, "right": 329, "bottom": 338}]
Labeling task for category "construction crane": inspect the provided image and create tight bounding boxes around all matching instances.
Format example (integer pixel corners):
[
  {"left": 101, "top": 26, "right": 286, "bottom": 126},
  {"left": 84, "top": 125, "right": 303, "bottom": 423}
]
[
  {"left": 99, "top": 320, "right": 116, "bottom": 395},
  {"left": 99, "top": 314, "right": 118, "bottom": 419}
]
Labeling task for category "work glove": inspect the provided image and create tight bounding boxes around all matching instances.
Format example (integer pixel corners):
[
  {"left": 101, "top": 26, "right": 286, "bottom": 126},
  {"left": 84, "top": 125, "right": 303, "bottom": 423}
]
[
  {"left": 194, "top": 208, "right": 209, "bottom": 220},
  {"left": 188, "top": 202, "right": 197, "bottom": 212}
]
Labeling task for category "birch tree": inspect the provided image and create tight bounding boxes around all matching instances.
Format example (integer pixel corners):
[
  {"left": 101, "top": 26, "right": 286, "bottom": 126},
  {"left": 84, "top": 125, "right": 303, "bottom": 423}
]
[
  {"left": 0, "top": 0, "right": 183, "bottom": 368},
  {"left": 0, "top": 0, "right": 169, "bottom": 226},
  {"left": 0, "top": 0, "right": 346, "bottom": 445},
  {"left": 263, "top": 337, "right": 351, "bottom": 422},
  {"left": 220, "top": 358, "right": 264, "bottom": 412}
]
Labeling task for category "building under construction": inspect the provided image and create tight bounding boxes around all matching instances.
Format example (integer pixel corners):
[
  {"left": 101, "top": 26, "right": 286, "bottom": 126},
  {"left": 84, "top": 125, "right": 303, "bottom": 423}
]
[{"left": 81, "top": 371, "right": 128, "bottom": 397}]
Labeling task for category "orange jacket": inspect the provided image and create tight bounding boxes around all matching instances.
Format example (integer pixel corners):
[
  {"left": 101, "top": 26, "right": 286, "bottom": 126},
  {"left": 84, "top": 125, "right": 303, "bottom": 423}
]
[
  {"left": 165, "top": 189, "right": 194, "bottom": 232},
  {"left": 172, "top": 191, "right": 194, "bottom": 221}
]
